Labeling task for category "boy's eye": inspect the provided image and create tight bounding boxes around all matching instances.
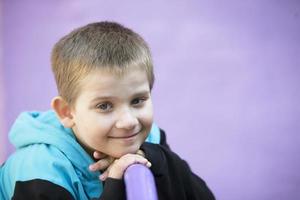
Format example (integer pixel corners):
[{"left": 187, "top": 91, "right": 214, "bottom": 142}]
[
  {"left": 131, "top": 97, "right": 147, "bottom": 106},
  {"left": 96, "top": 102, "right": 113, "bottom": 112}
]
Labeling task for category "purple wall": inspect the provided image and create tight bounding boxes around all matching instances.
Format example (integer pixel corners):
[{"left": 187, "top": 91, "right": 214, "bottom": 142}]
[
  {"left": 0, "top": 0, "right": 5, "bottom": 163},
  {"left": 2, "top": 0, "right": 300, "bottom": 199}
]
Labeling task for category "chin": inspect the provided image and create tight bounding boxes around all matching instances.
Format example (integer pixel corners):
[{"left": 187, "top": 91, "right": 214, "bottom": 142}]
[
  {"left": 107, "top": 133, "right": 147, "bottom": 158},
  {"left": 112, "top": 143, "right": 142, "bottom": 158}
]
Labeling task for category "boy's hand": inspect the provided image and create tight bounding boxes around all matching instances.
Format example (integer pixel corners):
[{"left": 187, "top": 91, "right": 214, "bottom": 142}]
[
  {"left": 89, "top": 151, "right": 114, "bottom": 172},
  {"left": 100, "top": 153, "right": 151, "bottom": 181},
  {"left": 89, "top": 150, "right": 146, "bottom": 172},
  {"left": 88, "top": 150, "right": 150, "bottom": 181}
]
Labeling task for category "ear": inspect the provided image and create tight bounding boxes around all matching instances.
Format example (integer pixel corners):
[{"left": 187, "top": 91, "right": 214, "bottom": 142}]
[{"left": 51, "top": 96, "right": 75, "bottom": 128}]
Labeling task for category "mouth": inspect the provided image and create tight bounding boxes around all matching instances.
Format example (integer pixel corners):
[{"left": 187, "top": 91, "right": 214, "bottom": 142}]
[{"left": 108, "top": 131, "right": 140, "bottom": 139}]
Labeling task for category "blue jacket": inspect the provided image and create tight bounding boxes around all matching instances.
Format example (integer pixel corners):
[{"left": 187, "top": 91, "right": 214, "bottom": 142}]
[{"left": 0, "top": 110, "right": 160, "bottom": 199}]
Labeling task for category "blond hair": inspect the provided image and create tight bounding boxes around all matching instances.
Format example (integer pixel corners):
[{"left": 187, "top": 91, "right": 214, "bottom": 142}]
[{"left": 51, "top": 22, "right": 154, "bottom": 105}]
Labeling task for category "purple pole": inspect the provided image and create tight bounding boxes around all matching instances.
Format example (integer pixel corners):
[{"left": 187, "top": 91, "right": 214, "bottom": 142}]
[{"left": 124, "top": 164, "right": 158, "bottom": 200}]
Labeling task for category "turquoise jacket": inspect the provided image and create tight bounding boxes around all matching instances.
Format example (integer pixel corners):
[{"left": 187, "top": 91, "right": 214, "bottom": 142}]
[{"left": 0, "top": 110, "right": 160, "bottom": 199}]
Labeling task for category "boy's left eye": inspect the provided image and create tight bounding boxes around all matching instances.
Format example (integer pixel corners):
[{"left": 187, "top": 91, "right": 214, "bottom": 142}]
[
  {"left": 96, "top": 102, "right": 113, "bottom": 112},
  {"left": 131, "top": 97, "right": 146, "bottom": 106}
]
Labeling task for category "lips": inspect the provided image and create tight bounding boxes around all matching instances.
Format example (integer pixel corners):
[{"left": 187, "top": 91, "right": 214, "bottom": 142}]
[{"left": 108, "top": 131, "right": 141, "bottom": 139}]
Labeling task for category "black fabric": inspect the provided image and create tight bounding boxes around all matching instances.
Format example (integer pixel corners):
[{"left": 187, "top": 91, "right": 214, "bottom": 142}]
[
  {"left": 12, "top": 179, "right": 74, "bottom": 200},
  {"left": 99, "top": 178, "right": 125, "bottom": 200},
  {"left": 159, "top": 129, "right": 171, "bottom": 149},
  {"left": 140, "top": 143, "right": 215, "bottom": 200}
]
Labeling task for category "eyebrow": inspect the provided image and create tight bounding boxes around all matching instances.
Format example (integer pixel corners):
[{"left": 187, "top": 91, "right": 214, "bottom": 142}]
[{"left": 90, "top": 91, "right": 150, "bottom": 103}]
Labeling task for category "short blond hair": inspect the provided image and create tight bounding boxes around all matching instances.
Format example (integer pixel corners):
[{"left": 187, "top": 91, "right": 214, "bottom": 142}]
[{"left": 51, "top": 22, "right": 154, "bottom": 105}]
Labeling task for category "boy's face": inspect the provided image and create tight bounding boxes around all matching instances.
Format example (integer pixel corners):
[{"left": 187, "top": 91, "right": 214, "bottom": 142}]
[{"left": 70, "top": 67, "right": 153, "bottom": 158}]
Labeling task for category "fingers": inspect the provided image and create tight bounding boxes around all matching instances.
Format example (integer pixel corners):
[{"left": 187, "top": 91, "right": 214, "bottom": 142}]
[
  {"left": 89, "top": 157, "right": 112, "bottom": 172},
  {"left": 89, "top": 151, "right": 114, "bottom": 172},
  {"left": 99, "top": 162, "right": 113, "bottom": 181},
  {"left": 107, "top": 154, "right": 151, "bottom": 180},
  {"left": 93, "top": 151, "right": 106, "bottom": 159},
  {"left": 136, "top": 149, "right": 145, "bottom": 157},
  {"left": 99, "top": 170, "right": 109, "bottom": 181},
  {"left": 89, "top": 150, "right": 151, "bottom": 181}
]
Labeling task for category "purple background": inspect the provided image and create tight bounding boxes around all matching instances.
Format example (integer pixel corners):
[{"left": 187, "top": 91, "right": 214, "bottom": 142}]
[
  {"left": 0, "top": 0, "right": 4, "bottom": 164},
  {"left": 1, "top": 0, "right": 300, "bottom": 199}
]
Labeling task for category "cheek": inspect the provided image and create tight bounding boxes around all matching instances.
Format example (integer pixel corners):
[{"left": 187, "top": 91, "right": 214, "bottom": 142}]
[
  {"left": 75, "top": 118, "right": 111, "bottom": 150},
  {"left": 139, "top": 102, "right": 154, "bottom": 128},
  {"left": 83, "top": 116, "right": 113, "bottom": 136},
  {"left": 74, "top": 114, "right": 111, "bottom": 141}
]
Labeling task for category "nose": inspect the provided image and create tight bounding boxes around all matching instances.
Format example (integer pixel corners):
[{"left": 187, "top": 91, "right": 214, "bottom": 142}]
[{"left": 115, "top": 109, "right": 139, "bottom": 130}]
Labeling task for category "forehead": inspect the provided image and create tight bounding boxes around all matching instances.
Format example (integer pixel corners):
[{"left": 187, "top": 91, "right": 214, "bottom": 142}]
[{"left": 78, "top": 67, "right": 150, "bottom": 98}]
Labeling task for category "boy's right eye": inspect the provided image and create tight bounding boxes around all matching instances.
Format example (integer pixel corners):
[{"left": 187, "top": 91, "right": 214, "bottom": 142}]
[{"left": 96, "top": 102, "right": 113, "bottom": 112}]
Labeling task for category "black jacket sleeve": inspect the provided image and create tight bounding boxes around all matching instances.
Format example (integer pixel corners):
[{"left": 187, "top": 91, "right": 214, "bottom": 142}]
[
  {"left": 12, "top": 179, "right": 74, "bottom": 200},
  {"left": 140, "top": 131, "right": 215, "bottom": 200},
  {"left": 99, "top": 178, "right": 125, "bottom": 200}
]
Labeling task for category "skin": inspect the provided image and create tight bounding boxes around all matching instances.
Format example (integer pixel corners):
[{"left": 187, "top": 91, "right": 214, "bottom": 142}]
[
  {"left": 90, "top": 149, "right": 148, "bottom": 180},
  {"left": 53, "top": 66, "right": 153, "bottom": 179}
]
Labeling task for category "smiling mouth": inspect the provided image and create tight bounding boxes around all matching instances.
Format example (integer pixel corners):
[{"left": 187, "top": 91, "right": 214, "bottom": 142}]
[{"left": 108, "top": 131, "right": 140, "bottom": 139}]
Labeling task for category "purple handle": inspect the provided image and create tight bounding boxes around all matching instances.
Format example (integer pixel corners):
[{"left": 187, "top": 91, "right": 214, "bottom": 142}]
[{"left": 124, "top": 164, "right": 158, "bottom": 200}]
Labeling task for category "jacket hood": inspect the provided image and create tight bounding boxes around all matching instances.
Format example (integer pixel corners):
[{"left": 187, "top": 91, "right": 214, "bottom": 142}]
[{"left": 9, "top": 111, "right": 94, "bottom": 172}]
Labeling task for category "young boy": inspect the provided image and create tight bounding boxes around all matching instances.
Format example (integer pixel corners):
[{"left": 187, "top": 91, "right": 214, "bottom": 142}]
[{"left": 0, "top": 22, "right": 215, "bottom": 200}]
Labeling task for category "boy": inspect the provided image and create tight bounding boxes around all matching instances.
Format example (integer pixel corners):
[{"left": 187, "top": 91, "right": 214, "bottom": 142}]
[{"left": 0, "top": 22, "right": 215, "bottom": 199}]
